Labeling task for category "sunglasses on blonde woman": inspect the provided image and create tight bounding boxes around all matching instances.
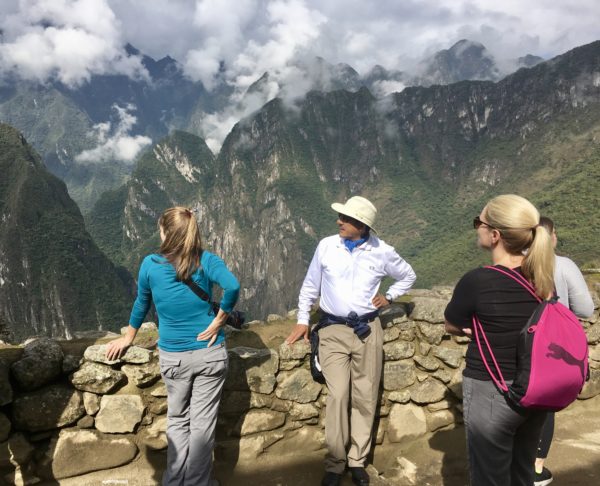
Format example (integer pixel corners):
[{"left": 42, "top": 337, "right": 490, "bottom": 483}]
[{"left": 473, "top": 216, "right": 496, "bottom": 230}]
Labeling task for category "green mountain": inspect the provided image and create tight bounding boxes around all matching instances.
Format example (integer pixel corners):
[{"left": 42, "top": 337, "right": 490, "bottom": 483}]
[
  {"left": 88, "top": 41, "right": 600, "bottom": 321},
  {"left": 0, "top": 40, "right": 538, "bottom": 215},
  {"left": 0, "top": 46, "right": 229, "bottom": 213},
  {"left": 0, "top": 124, "right": 132, "bottom": 342},
  {"left": 0, "top": 82, "right": 132, "bottom": 214}
]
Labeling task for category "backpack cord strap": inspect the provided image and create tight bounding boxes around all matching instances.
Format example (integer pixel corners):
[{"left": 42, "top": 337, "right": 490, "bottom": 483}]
[
  {"left": 472, "top": 315, "right": 509, "bottom": 393},
  {"left": 484, "top": 265, "right": 542, "bottom": 302},
  {"left": 472, "top": 265, "right": 541, "bottom": 394}
]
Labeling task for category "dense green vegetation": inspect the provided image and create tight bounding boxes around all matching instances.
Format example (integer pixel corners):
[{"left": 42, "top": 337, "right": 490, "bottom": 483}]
[
  {"left": 398, "top": 117, "right": 600, "bottom": 287},
  {"left": 62, "top": 41, "right": 600, "bottom": 320},
  {"left": 88, "top": 64, "right": 600, "bottom": 321},
  {"left": 0, "top": 124, "right": 132, "bottom": 341},
  {"left": 0, "top": 84, "right": 119, "bottom": 213},
  {"left": 87, "top": 130, "right": 217, "bottom": 271}
]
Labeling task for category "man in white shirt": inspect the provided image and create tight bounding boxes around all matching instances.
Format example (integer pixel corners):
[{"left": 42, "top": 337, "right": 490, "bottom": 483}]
[{"left": 285, "top": 196, "right": 416, "bottom": 486}]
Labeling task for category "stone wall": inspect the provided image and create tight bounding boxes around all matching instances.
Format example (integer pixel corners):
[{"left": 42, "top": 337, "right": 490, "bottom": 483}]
[{"left": 0, "top": 289, "right": 599, "bottom": 484}]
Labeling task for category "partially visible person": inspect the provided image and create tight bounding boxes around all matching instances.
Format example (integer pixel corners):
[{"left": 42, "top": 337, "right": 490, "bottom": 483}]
[
  {"left": 533, "top": 216, "right": 594, "bottom": 486},
  {"left": 285, "top": 196, "right": 416, "bottom": 486},
  {"left": 106, "top": 207, "right": 240, "bottom": 486},
  {"left": 444, "top": 194, "right": 554, "bottom": 486}
]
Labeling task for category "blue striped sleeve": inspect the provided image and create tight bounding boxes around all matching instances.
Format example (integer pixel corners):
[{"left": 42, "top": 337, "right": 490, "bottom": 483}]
[
  {"left": 204, "top": 253, "right": 240, "bottom": 313},
  {"left": 129, "top": 256, "right": 153, "bottom": 328}
]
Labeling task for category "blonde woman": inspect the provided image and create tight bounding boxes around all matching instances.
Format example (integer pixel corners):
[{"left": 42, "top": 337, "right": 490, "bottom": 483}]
[
  {"left": 107, "top": 207, "right": 240, "bottom": 486},
  {"left": 444, "top": 195, "right": 554, "bottom": 486}
]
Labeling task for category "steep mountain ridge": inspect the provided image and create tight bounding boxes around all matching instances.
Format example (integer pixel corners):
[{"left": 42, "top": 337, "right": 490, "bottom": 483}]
[
  {"left": 0, "top": 40, "right": 545, "bottom": 214},
  {"left": 0, "top": 124, "right": 132, "bottom": 342},
  {"left": 0, "top": 47, "right": 226, "bottom": 213},
  {"left": 88, "top": 41, "right": 600, "bottom": 320}
]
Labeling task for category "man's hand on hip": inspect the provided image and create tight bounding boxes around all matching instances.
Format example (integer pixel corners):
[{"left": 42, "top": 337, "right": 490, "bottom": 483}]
[
  {"left": 372, "top": 294, "right": 392, "bottom": 309},
  {"left": 285, "top": 324, "right": 309, "bottom": 345}
]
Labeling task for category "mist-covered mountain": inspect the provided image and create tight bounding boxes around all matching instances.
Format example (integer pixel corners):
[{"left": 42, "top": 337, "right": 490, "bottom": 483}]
[
  {"left": 55, "top": 44, "right": 230, "bottom": 141},
  {"left": 87, "top": 40, "right": 600, "bottom": 320},
  {"left": 0, "top": 40, "right": 545, "bottom": 214},
  {"left": 517, "top": 54, "right": 545, "bottom": 68},
  {"left": 415, "top": 39, "right": 501, "bottom": 85},
  {"left": 0, "top": 124, "right": 132, "bottom": 342},
  {"left": 0, "top": 39, "right": 597, "bottom": 333},
  {"left": 405, "top": 40, "right": 546, "bottom": 87},
  {"left": 0, "top": 45, "right": 230, "bottom": 213}
]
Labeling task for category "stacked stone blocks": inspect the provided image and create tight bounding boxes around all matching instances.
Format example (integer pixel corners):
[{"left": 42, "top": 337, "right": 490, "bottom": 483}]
[{"left": 0, "top": 290, "right": 598, "bottom": 483}]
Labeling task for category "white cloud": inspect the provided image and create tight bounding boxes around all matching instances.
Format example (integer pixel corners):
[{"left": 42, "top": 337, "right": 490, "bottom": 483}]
[
  {"left": 3, "top": 1, "right": 600, "bottom": 86},
  {"left": 344, "top": 31, "right": 375, "bottom": 58},
  {"left": 76, "top": 104, "right": 152, "bottom": 163},
  {"left": 0, "top": 0, "right": 147, "bottom": 86},
  {"left": 191, "top": 0, "right": 328, "bottom": 151},
  {"left": 2, "top": 0, "right": 600, "bottom": 148},
  {"left": 182, "top": 0, "right": 261, "bottom": 89},
  {"left": 163, "top": 0, "right": 600, "bottom": 149},
  {"left": 370, "top": 80, "right": 407, "bottom": 98},
  {"left": 201, "top": 75, "right": 281, "bottom": 154}
]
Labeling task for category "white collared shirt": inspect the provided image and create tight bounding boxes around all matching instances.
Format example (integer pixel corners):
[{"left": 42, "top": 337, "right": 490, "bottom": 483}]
[{"left": 297, "top": 235, "right": 416, "bottom": 325}]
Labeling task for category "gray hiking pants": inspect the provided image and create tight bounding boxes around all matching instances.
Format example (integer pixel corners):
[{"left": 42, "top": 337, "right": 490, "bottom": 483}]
[
  {"left": 463, "top": 376, "right": 547, "bottom": 486},
  {"left": 159, "top": 344, "right": 228, "bottom": 486}
]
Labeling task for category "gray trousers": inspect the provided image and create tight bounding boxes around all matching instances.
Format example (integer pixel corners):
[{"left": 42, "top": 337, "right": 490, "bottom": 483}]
[
  {"left": 463, "top": 376, "right": 547, "bottom": 486},
  {"left": 319, "top": 319, "right": 383, "bottom": 474},
  {"left": 159, "top": 344, "right": 228, "bottom": 486}
]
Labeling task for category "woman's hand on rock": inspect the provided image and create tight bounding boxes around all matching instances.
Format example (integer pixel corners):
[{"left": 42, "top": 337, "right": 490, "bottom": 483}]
[{"left": 105, "top": 336, "right": 133, "bottom": 361}]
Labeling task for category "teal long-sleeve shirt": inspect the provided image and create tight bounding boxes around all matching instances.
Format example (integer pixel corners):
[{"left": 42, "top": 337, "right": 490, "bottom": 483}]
[{"left": 129, "top": 251, "right": 240, "bottom": 352}]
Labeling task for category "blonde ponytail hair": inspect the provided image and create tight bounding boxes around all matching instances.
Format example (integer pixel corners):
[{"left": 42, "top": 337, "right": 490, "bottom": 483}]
[
  {"left": 158, "top": 207, "right": 203, "bottom": 281},
  {"left": 483, "top": 195, "right": 555, "bottom": 299}
]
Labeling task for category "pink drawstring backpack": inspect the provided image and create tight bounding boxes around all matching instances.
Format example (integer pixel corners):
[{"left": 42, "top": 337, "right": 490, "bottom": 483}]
[{"left": 473, "top": 266, "right": 589, "bottom": 411}]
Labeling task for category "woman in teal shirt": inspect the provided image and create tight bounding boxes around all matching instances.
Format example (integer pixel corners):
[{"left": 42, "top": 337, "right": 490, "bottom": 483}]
[{"left": 107, "top": 206, "right": 240, "bottom": 486}]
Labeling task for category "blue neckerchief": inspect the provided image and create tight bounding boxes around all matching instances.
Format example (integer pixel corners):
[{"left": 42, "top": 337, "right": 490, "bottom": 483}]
[{"left": 344, "top": 237, "right": 367, "bottom": 252}]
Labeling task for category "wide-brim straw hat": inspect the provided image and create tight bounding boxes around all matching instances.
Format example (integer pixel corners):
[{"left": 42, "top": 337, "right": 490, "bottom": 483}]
[{"left": 331, "top": 196, "right": 378, "bottom": 233}]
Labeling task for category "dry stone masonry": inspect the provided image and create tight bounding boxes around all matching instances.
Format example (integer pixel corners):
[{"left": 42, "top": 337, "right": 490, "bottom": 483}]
[{"left": 0, "top": 289, "right": 598, "bottom": 483}]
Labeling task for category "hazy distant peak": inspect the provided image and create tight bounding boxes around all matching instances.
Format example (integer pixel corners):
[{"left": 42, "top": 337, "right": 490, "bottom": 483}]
[
  {"left": 124, "top": 43, "right": 141, "bottom": 57},
  {"left": 367, "top": 65, "right": 389, "bottom": 77},
  {"left": 417, "top": 38, "right": 500, "bottom": 85},
  {"left": 517, "top": 54, "right": 545, "bottom": 68},
  {"left": 448, "top": 39, "right": 488, "bottom": 56},
  {"left": 245, "top": 72, "right": 270, "bottom": 96}
]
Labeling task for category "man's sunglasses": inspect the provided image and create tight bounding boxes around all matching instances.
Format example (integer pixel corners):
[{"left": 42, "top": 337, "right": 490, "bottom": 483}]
[
  {"left": 473, "top": 216, "right": 497, "bottom": 230},
  {"left": 338, "top": 213, "right": 361, "bottom": 225}
]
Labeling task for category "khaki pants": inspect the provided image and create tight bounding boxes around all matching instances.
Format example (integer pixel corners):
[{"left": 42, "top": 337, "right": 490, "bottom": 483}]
[{"left": 319, "top": 318, "right": 383, "bottom": 473}]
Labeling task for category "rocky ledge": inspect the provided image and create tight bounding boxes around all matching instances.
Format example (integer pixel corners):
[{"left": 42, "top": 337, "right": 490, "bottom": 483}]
[{"left": 0, "top": 288, "right": 598, "bottom": 485}]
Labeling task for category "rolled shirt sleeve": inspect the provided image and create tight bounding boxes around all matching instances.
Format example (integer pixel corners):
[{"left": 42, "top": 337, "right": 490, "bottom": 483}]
[{"left": 384, "top": 249, "right": 417, "bottom": 300}]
